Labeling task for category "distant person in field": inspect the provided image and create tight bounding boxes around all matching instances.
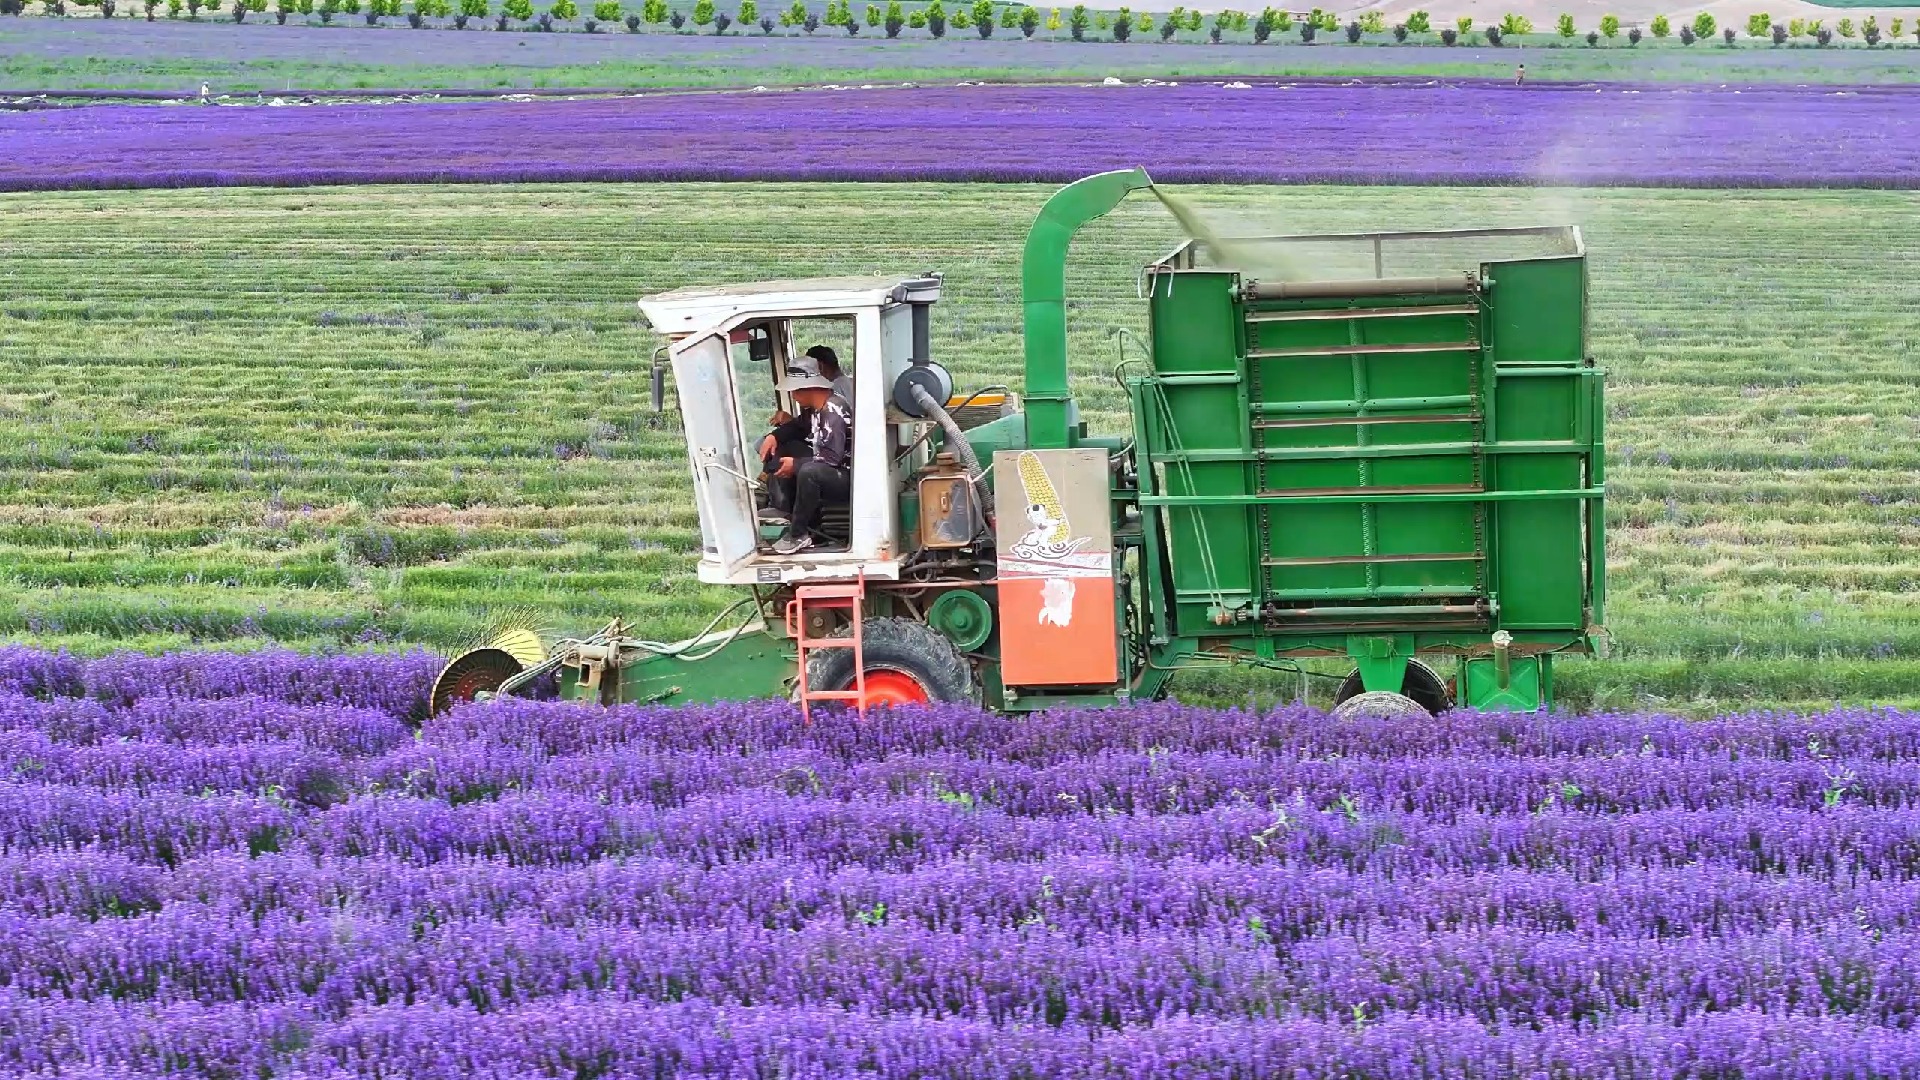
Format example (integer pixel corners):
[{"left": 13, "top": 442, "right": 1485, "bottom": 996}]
[
  {"left": 766, "top": 355, "right": 854, "bottom": 556},
  {"left": 1515, "top": 65, "right": 1525, "bottom": 86}
]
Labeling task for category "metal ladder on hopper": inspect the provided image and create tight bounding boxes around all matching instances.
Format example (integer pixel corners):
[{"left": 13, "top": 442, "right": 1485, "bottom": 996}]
[
  {"left": 786, "top": 572, "right": 866, "bottom": 722},
  {"left": 1245, "top": 295, "right": 1490, "bottom": 622}
]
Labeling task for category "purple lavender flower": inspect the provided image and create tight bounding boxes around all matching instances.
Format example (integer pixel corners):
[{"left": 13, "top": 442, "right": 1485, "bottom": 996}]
[
  {"left": 2, "top": 83, "right": 1918, "bottom": 192},
  {"left": 0, "top": 646, "right": 1918, "bottom": 1075}
]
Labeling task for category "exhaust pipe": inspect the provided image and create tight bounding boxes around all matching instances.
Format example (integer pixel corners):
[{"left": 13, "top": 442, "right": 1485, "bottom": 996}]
[
  {"left": 649, "top": 346, "right": 669, "bottom": 412},
  {"left": 911, "top": 300, "right": 932, "bottom": 367}
]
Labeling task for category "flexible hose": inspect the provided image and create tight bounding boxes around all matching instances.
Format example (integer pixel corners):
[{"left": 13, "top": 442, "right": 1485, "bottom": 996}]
[
  {"left": 908, "top": 383, "right": 994, "bottom": 530},
  {"left": 909, "top": 384, "right": 981, "bottom": 478},
  {"left": 891, "top": 385, "right": 1009, "bottom": 467},
  {"left": 631, "top": 597, "right": 759, "bottom": 657}
]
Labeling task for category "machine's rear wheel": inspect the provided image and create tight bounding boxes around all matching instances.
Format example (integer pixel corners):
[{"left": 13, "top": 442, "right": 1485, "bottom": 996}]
[
  {"left": 1331, "top": 690, "right": 1431, "bottom": 721},
  {"left": 801, "top": 617, "right": 976, "bottom": 708},
  {"left": 430, "top": 648, "right": 525, "bottom": 715},
  {"left": 1332, "top": 659, "right": 1452, "bottom": 716},
  {"left": 856, "top": 670, "right": 933, "bottom": 707}
]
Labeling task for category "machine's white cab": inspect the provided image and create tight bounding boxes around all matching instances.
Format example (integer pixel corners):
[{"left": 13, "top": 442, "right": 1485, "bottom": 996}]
[{"left": 638, "top": 275, "right": 948, "bottom": 587}]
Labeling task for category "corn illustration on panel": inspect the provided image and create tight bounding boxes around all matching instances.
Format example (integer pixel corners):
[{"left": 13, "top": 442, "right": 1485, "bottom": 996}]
[{"left": 1018, "top": 451, "right": 1070, "bottom": 545}]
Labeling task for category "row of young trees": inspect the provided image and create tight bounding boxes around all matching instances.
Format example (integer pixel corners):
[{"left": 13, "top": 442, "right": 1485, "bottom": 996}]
[
  {"left": 1547, "top": 10, "right": 1905, "bottom": 46},
  {"left": 6, "top": 0, "right": 1914, "bottom": 44}
]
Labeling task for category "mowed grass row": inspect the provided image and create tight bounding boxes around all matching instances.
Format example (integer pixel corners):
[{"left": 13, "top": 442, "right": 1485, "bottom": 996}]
[{"left": 1, "top": 183, "right": 1917, "bottom": 708}]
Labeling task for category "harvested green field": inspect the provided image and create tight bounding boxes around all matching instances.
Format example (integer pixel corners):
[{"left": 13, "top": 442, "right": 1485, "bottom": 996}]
[{"left": 1, "top": 183, "right": 1916, "bottom": 709}]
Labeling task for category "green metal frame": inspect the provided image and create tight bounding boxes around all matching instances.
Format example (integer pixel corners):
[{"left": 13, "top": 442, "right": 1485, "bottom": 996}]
[
  {"left": 1124, "top": 227, "right": 1603, "bottom": 712},
  {"left": 559, "top": 627, "right": 797, "bottom": 706}
]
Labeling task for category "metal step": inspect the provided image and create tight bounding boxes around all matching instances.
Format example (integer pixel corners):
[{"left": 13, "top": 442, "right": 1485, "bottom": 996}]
[
  {"left": 1249, "top": 341, "right": 1478, "bottom": 361},
  {"left": 1256, "top": 483, "right": 1483, "bottom": 499},
  {"left": 1255, "top": 412, "right": 1479, "bottom": 430},
  {"left": 1266, "top": 602, "right": 1486, "bottom": 619},
  {"left": 1263, "top": 551, "right": 1482, "bottom": 568},
  {"left": 1246, "top": 303, "right": 1479, "bottom": 324}
]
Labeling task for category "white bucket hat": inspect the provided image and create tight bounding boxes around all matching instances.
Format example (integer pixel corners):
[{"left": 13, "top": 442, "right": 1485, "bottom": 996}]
[{"left": 777, "top": 355, "right": 836, "bottom": 393}]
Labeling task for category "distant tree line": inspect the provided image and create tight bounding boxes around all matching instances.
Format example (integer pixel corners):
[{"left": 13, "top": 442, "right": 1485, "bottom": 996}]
[{"left": 2, "top": 0, "right": 1912, "bottom": 48}]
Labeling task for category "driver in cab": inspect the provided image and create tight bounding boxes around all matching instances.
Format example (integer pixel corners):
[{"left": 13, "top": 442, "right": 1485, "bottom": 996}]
[
  {"left": 763, "top": 353, "right": 853, "bottom": 556},
  {"left": 757, "top": 345, "right": 847, "bottom": 522}
]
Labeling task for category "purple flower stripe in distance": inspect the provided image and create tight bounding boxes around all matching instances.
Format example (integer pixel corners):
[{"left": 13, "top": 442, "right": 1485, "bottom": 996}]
[
  {"left": 9, "top": 649, "right": 1920, "bottom": 1074},
  {"left": 2, "top": 82, "right": 1919, "bottom": 192},
  {"left": 0, "top": 783, "right": 299, "bottom": 864}
]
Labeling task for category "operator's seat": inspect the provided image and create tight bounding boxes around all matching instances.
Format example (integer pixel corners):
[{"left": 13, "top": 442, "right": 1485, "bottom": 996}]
[{"left": 815, "top": 504, "right": 852, "bottom": 547}]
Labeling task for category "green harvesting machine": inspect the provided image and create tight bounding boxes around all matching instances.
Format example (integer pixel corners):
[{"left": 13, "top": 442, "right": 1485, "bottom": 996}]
[{"left": 434, "top": 168, "right": 1605, "bottom": 719}]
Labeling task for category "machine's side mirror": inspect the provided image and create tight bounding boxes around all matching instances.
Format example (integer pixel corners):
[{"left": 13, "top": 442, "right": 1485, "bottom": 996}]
[
  {"left": 649, "top": 346, "right": 670, "bottom": 412},
  {"left": 748, "top": 330, "right": 774, "bottom": 365}
]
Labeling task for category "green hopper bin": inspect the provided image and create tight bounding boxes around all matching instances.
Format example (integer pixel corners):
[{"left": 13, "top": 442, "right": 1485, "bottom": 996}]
[{"left": 1128, "top": 227, "right": 1605, "bottom": 713}]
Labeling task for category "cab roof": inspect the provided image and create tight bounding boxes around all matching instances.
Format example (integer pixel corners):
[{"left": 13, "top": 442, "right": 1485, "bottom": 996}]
[{"left": 637, "top": 275, "right": 941, "bottom": 336}]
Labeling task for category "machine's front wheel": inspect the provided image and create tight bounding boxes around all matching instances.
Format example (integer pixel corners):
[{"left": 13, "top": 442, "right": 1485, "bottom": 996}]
[
  {"left": 430, "top": 648, "right": 525, "bottom": 715},
  {"left": 1331, "top": 690, "right": 1431, "bottom": 721},
  {"left": 801, "top": 617, "right": 977, "bottom": 708},
  {"left": 1331, "top": 658, "right": 1452, "bottom": 716}
]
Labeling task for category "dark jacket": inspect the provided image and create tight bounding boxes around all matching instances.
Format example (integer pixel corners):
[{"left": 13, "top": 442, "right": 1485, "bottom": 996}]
[
  {"left": 769, "top": 410, "right": 810, "bottom": 449},
  {"left": 809, "top": 393, "right": 853, "bottom": 470}
]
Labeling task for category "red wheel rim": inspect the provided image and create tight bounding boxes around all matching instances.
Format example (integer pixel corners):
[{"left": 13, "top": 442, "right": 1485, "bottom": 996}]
[
  {"left": 446, "top": 669, "right": 499, "bottom": 703},
  {"left": 858, "top": 670, "right": 930, "bottom": 707},
  {"left": 431, "top": 648, "right": 524, "bottom": 715}
]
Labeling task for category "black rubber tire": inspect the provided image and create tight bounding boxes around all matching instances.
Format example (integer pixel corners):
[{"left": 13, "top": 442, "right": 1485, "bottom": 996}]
[
  {"left": 1331, "top": 690, "right": 1432, "bottom": 721},
  {"left": 801, "top": 617, "right": 977, "bottom": 706},
  {"left": 1332, "top": 658, "right": 1452, "bottom": 715}
]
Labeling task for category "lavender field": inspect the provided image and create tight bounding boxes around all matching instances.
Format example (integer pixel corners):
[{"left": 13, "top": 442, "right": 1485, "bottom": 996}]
[
  {"left": 4, "top": 80, "right": 1918, "bottom": 190},
  {"left": 5, "top": 645, "right": 1920, "bottom": 1075}
]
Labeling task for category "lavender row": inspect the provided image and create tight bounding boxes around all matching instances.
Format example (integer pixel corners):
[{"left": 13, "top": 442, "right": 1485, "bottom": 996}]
[
  {"left": 12, "top": 645, "right": 1920, "bottom": 766},
  {"left": 6, "top": 904, "right": 1920, "bottom": 1028},
  {"left": 3, "top": 83, "right": 1919, "bottom": 192},
  {"left": 426, "top": 696, "right": 1920, "bottom": 763},
  {"left": 15, "top": 781, "right": 1920, "bottom": 878},
  {"left": 8, "top": 689, "right": 1919, "bottom": 818},
  {"left": 17, "top": 848, "right": 1920, "bottom": 942},
  {"left": 0, "top": 646, "right": 438, "bottom": 721},
  {"left": 0, "top": 731, "right": 349, "bottom": 805},
  {"left": 4, "top": 996, "right": 1916, "bottom": 1080},
  {"left": 0, "top": 691, "right": 413, "bottom": 757},
  {"left": 304, "top": 792, "right": 1920, "bottom": 875},
  {"left": 373, "top": 734, "right": 1920, "bottom": 815}
]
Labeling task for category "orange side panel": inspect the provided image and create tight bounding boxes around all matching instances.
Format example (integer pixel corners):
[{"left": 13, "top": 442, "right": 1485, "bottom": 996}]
[{"left": 998, "top": 576, "right": 1117, "bottom": 687}]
